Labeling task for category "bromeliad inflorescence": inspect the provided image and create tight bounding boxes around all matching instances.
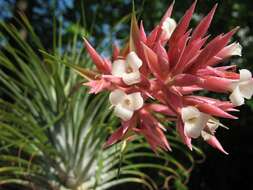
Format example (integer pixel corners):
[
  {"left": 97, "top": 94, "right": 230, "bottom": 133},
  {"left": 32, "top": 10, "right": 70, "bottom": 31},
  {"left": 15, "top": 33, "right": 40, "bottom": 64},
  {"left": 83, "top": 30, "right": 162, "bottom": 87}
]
[{"left": 76, "top": 1, "right": 253, "bottom": 153}]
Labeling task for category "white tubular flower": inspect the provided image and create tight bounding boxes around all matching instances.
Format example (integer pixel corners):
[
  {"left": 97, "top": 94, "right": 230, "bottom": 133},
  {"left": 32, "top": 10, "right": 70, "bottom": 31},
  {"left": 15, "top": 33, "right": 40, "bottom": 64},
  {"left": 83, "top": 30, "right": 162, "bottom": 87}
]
[
  {"left": 109, "top": 89, "right": 144, "bottom": 121},
  {"left": 225, "top": 42, "right": 242, "bottom": 57},
  {"left": 181, "top": 106, "right": 210, "bottom": 139},
  {"left": 201, "top": 118, "right": 228, "bottom": 141},
  {"left": 161, "top": 17, "right": 177, "bottom": 40},
  {"left": 111, "top": 52, "right": 142, "bottom": 85},
  {"left": 201, "top": 118, "right": 219, "bottom": 141},
  {"left": 229, "top": 69, "right": 253, "bottom": 106}
]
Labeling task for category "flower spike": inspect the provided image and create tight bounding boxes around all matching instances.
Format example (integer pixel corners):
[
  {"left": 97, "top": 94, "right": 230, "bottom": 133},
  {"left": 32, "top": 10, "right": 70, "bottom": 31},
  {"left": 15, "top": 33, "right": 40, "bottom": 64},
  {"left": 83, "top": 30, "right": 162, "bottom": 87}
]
[{"left": 75, "top": 1, "right": 252, "bottom": 154}]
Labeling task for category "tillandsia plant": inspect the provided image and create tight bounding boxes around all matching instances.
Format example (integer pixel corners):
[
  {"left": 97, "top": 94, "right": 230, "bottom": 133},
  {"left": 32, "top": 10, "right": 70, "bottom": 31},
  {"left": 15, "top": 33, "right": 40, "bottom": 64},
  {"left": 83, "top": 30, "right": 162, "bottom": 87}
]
[
  {"left": 0, "top": 11, "right": 204, "bottom": 190},
  {"left": 74, "top": 1, "right": 253, "bottom": 154}
]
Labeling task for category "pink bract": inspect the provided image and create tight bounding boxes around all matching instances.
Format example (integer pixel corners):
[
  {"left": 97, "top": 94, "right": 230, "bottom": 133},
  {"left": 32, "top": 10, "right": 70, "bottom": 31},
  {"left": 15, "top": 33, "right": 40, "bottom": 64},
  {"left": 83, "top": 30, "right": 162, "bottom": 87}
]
[{"left": 78, "top": 1, "right": 252, "bottom": 154}]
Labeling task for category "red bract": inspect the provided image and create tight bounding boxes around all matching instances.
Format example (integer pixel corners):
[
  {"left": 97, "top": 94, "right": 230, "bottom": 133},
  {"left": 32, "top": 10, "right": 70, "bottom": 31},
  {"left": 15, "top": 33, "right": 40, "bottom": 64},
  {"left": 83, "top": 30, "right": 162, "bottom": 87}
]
[{"left": 78, "top": 1, "right": 253, "bottom": 154}]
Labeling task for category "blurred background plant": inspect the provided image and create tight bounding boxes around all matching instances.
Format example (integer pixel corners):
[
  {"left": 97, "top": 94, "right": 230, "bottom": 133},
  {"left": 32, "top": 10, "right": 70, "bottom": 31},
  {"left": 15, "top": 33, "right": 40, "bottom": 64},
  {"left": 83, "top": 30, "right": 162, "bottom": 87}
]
[{"left": 0, "top": 0, "right": 252, "bottom": 190}]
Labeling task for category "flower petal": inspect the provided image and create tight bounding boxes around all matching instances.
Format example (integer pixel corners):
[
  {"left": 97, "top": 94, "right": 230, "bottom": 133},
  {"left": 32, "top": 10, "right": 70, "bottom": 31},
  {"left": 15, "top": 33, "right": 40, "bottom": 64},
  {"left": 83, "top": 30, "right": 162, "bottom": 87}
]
[
  {"left": 224, "top": 42, "right": 242, "bottom": 57},
  {"left": 161, "top": 17, "right": 177, "bottom": 39},
  {"left": 206, "top": 118, "right": 219, "bottom": 133},
  {"left": 239, "top": 69, "right": 252, "bottom": 82},
  {"left": 184, "top": 112, "right": 210, "bottom": 139},
  {"left": 127, "top": 92, "right": 144, "bottom": 110},
  {"left": 111, "top": 59, "right": 126, "bottom": 77},
  {"left": 239, "top": 80, "right": 253, "bottom": 99},
  {"left": 181, "top": 106, "right": 200, "bottom": 122},
  {"left": 126, "top": 51, "right": 142, "bottom": 70},
  {"left": 114, "top": 104, "right": 134, "bottom": 121},
  {"left": 229, "top": 86, "right": 244, "bottom": 106},
  {"left": 109, "top": 89, "right": 126, "bottom": 106},
  {"left": 122, "top": 72, "right": 141, "bottom": 85},
  {"left": 202, "top": 119, "right": 219, "bottom": 139},
  {"left": 201, "top": 130, "right": 213, "bottom": 141},
  {"left": 233, "top": 43, "right": 242, "bottom": 56},
  {"left": 182, "top": 106, "right": 210, "bottom": 139}
]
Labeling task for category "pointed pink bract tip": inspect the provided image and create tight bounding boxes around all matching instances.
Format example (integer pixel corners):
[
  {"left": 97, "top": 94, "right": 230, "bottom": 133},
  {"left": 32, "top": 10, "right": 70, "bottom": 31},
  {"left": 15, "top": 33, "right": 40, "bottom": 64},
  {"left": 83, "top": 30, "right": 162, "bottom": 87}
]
[
  {"left": 207, "top": 137, "right": 229, "bottom": 155},
  {"left": 188, "top": 144, "right": 193, "bottom": 151},
  {"left": 161, "top": 0, "right": 175, "bottom": 21}
]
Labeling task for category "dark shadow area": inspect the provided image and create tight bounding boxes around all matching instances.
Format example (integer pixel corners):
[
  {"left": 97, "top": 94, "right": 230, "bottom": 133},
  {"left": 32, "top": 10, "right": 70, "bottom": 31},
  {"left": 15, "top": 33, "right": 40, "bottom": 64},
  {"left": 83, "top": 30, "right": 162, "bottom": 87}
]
[{"left": 189, "top": 105, "right": 253, "bottom": 190}]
